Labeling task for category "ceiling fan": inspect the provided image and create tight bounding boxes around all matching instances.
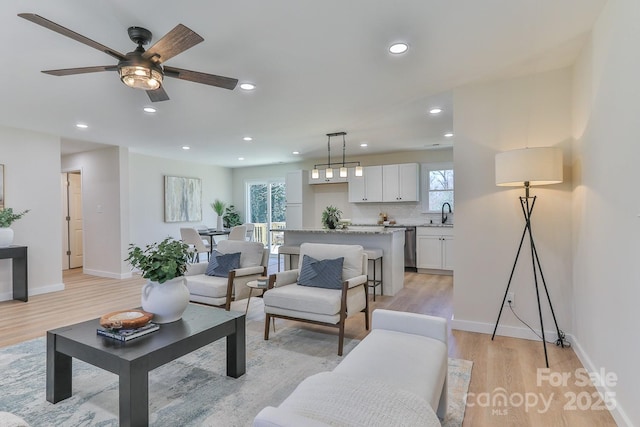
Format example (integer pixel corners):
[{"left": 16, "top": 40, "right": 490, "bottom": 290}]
[{"left": 18, "top": 13, "right": 238, "bottom": 102}]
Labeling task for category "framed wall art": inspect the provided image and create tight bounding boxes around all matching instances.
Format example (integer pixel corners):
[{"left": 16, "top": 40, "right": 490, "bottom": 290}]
[{"left": 164, "top": 175, "right": 202, "bottom": 222}]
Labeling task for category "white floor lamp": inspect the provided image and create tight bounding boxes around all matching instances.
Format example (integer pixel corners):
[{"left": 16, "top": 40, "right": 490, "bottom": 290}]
[{"left": 491, "top": 146, "right": 568, "bottom": 368}]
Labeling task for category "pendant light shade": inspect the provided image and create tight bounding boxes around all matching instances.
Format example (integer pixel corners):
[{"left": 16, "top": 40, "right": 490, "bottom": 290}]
[{"left": 311, "top": 132, "right": 363, "bottom": 179}]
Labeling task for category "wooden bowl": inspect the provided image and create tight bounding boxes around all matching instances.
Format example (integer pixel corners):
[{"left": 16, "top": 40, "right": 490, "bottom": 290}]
[{"left": 99, "top": 309, "right": 153, "bottom": 329}]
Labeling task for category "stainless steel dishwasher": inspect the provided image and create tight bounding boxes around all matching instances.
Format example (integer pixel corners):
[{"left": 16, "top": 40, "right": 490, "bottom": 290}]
[{"left": 386, "top": 226, "right": 416, "bottom": 270}]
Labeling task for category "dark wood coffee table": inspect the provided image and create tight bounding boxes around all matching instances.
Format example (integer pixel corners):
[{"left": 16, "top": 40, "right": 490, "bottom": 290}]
[{"left": 46, "top": 304, "right": 245, "bottom": 427}]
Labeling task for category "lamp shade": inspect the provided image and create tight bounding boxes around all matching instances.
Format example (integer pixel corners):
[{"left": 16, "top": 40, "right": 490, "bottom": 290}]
[{"left": 495, "top": 147, "right": 563, "bottom": 187}]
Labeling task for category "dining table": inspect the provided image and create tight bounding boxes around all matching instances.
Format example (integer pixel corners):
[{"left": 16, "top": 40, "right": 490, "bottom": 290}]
[{"left": 198, "top": 228, "right": 230, "bottom": 248}]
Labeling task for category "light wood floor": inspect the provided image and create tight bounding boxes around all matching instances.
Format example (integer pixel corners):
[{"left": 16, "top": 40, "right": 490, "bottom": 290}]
[{"left": 0, "top": 263, "right": 617, "bottom": 427}]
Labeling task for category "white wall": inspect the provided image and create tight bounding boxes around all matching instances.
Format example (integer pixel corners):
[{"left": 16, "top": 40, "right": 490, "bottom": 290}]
[
  {"left": 128, "top": 153, "right": 232, "bottom": 246},
  {"left": 452, "top": 69, "right": 574, "bottom": 340},
  {"left": 571, "top": 0, "right": 640, "bottom": 424},
  {"left": 0, "top": 126, "right": 63, "bottom": 300},
  {"left": 62, "top": 147, "right": 130, "bottom": 279}
]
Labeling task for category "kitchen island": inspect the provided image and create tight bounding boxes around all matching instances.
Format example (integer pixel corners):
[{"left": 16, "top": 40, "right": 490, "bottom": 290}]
[{"left": 281, "top": 227, "right": 405, "bottom": 296}]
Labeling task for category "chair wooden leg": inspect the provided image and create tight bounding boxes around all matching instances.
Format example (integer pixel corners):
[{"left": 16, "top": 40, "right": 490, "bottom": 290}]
[
  {"left": 264, "top": 313, "right": 271, "bottom": 340},
  {"left": 338, "top": 320, "right": 345, "bottom": 356},
  {"left": 363, "top": 284, "right": 370, "bottom": 330}
]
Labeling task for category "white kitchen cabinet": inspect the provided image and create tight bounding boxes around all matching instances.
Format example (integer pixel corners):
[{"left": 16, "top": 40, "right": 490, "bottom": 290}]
[
  {"left": 285, "top": 170, "right": 314, "bottom": 228},
  {"left": 416, "top": 226, "right": 454, "bottom": 272},
  {"left": 382, "top": 163, "right": 419, "bottom": 202},
  {"left": 348, "top": 165, "right": 383, "bottom": 202},
  {"left": 285, "top": 204, "right": 303, "bottom": 228},
  {"left": 308, "top": 169, "right": 348, "bottom": 184}
]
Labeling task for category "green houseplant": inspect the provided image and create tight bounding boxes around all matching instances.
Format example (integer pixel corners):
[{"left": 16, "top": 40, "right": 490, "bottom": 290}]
[
  {"left": 223, "top": 205, "right": 242, "bottom": 228},
  {"left": 125, "top": 237, "right": 192, "bottom": 323},
  {"left": 0, "top": 208, "right": 30, "bottom": 247},
  {"left": 125, "top": 237, "right": 191, "bottom": 283},
  {"left": 0, "top": 208, "right": 30, "bottom": 228},
  {"left": 211, "top": 199, "right": 226, "bottom": 230},
  {"left": 321, "top": 205, "right": 342, "bottom": 229}
]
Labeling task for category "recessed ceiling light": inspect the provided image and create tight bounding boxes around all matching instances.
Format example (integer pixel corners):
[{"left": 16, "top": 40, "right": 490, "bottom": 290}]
[
  {"left": 240, "top": 83, "right": 256, "bottom": 91},
  {"left": 292, "top": 151, "right": 300, "bottom": 155},
  {"left": 360, "top": 143, "right": 368, "bottom": 147},
  {"left": 143, "top": 107, "right": 157, "bottom": 113},
  {"left": 389, "top": 43, "right": 408, "bottom": 54},
  {"left": 429, "top": 108, "right": 443, "bottom": 114},
  {"left": 182, "top": 146, "right": 190, "bottom": 150},
  {"left": 444, "top": 132, "right": 454, "bottom": 138},
  {"left": 243, "top": 136, "right": 253, "bottom": 141},
  {"left": 238, "top": 157, "right": 245, "bottom": 161},
  {"left": 75, "top": 123, "right": 88, "bottom": 129}
]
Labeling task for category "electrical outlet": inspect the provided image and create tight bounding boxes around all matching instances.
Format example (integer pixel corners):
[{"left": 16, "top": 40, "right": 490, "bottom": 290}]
[{"left": 506, "top": 292, "right": 515, "bottom": 307}]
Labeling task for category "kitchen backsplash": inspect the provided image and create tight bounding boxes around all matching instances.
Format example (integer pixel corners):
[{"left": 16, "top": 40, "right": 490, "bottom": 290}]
[{"left": 349, "top": 203, "right": 453, "bottom": 226}]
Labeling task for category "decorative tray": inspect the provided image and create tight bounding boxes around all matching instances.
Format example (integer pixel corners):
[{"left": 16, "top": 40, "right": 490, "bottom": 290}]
[{"left": 99, "top": 309, "right": 153, "bottom": 329}]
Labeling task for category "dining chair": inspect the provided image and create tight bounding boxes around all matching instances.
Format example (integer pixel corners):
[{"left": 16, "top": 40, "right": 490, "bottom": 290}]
[
  {"left": 243, "top": 223, "right": 255, "bottom": 241},
  {"left": 180, "top": 227, "right": 212, "bottom": 262},
  {"left": 228, "top": 225, "right": 247, "bottom": 241}
]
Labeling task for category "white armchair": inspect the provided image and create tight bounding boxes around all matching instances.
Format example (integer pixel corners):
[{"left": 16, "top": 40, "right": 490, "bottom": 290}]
[
  {"left": 185, "top": 240, "right": 269, "bottom": 310},
  {"left": 263, "top": 243, "right": 370, "bottom": 355}
]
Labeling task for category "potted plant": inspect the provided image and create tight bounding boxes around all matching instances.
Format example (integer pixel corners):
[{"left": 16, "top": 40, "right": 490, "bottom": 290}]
[
  {"left": 0, "top": 208, "right": 30, "bottom": 247},
  {"left": 211, "top": 199, "right": 226, "bottom": 231},
  {"left": 321, "top": 205, "right": 342, "bottom": 230},
  {"left": 223, "top": 205, "right": 242, "bottom": 228},
  {"left": 125, "top": 237, "right": 192, "bottom": 323}
]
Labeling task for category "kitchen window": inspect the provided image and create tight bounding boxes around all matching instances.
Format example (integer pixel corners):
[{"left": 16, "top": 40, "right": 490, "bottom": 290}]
[{"left": 421, "top": 162, "right": 454, "bottom": 212}]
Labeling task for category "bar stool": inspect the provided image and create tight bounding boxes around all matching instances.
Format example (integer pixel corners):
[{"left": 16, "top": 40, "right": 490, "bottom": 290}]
[
  {"left": 363, "top": 248, "right": 383, "bottom": 301},
  {"left": 277, "top": 245, "right": 300, "bottom": 271}
]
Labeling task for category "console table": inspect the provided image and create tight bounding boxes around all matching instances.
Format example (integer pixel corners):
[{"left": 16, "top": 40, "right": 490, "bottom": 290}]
[{"left": 0, "top": 245, "right": 28, "bottom": 302}]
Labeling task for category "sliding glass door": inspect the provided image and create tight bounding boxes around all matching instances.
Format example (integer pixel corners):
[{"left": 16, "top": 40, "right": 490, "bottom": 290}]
[{"left": 246, "top": 179, "right": 285, "bottom": 253}]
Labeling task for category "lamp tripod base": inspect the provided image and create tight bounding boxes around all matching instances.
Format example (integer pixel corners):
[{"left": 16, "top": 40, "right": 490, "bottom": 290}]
[{"left": 491, "top": 192, "right": 568, "bottom": 368}]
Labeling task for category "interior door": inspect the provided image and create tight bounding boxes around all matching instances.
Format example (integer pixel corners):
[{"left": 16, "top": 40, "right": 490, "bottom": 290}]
[{"left": 62, "top": 172, "right": 83, "bottom": 269}]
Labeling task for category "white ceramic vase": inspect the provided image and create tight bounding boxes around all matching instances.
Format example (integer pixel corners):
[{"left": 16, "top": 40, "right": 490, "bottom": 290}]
[
  {"left": 217, "top": 216, "right": 224, "bottom": 231},
  {"left": 141, "top": 277, "right": 190, "bottom": 323},
  {"left": 0, "top": 228, "right": 14, "bottom": 247}
]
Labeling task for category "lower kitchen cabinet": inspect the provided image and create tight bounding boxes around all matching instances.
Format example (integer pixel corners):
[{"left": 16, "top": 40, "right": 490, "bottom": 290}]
[{"left": 416, "top": 227, "right": 454, "bottom": 272}]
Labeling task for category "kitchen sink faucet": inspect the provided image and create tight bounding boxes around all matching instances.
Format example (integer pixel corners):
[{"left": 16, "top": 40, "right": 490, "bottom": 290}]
[{"left": 441, "top": 202, "right": 452, "bottom": 224}]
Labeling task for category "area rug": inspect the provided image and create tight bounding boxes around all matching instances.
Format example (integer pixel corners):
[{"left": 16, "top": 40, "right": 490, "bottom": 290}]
[{"left": 0, "top": 320, "right": 471, "bottom": 426}]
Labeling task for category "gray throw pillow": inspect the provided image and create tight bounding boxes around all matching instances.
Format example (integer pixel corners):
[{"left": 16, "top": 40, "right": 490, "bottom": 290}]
[
  {"left": 205, "top": 251, "right": 241, "bottom": 277},
  {"left": 297, "top": 255, "right": 344, "bottom": 289}
]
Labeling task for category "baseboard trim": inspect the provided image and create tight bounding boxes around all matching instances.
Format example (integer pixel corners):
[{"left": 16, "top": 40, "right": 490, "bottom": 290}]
[
  {"left": 570, "top": 336, "right": 633, "bottom": 427},
  {"left": 0, "top": 282, "right": 65, "bottom": 302},
  {"left": 451, "top": 318, "right": 563, "bottom": 342},
  {"left": 82, "top": 268, "right": 132, "bottom": 280}
]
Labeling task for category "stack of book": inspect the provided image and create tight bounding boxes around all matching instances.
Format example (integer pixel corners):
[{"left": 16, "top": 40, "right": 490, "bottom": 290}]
[
  {"left": 97, "top": 322, "right": 159, "bottom": 342},
  {"left": 257, "top": 276, "right": 268, "bottom": 288}
]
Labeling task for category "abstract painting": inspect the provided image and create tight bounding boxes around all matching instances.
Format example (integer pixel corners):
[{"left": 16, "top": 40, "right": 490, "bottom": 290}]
[{"left": 164, "top": 175, "right": 202, "bottom": 222}]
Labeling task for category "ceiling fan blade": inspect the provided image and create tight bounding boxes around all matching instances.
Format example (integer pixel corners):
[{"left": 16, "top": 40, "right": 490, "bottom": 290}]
[
  {"left": 163, "top": 66, "right": 238, "bottom": 90},
  {"left": 142, "top": 24, "right": 203, "bottom": 64},
  {"left": 42, "top": 65, "right": 118, "bottom": 76},
  {"left": 147, "top": 86, "right": 170, "bottom": 102},
  {"left": 18, "top": 13, "right": 126, "bottom": 61}
]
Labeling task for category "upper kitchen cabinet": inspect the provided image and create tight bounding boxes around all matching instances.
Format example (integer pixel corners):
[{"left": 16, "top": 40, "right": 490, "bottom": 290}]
[
  {"left": 382, "top": 163, "right": 419, "bottom": 202},
  {"left": 348, "top": 165, "right": 383, "bottom": 203},
  {"left": 308, "top": 169, "right": 348, "bottom": 184},
  {"left": 286, "top": 170, "right": 307, "bottom": 204}
]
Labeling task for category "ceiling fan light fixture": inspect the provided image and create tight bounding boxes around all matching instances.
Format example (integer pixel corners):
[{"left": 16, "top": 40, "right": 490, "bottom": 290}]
[{"left": 120, "top": 65, "right": 163, "bottom": 90}]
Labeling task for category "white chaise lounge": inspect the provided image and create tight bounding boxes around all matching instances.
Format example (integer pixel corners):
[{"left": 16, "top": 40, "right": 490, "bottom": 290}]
[{"left": 253, "top": 309, "right": 449, "bottom": 426}]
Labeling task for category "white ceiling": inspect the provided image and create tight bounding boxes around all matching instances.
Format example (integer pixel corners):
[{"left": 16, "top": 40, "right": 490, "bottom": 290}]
[{"left": 0, "top": 0, "right": 606, "bottom": 167}]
